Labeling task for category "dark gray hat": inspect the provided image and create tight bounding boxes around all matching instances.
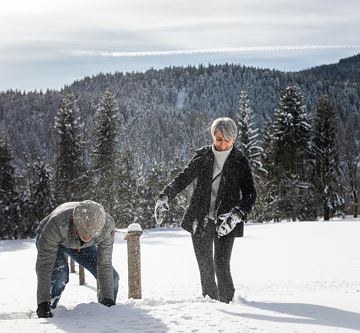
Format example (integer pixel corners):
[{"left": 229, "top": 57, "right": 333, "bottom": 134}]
[{"left": 73, "top": 200, "right": 106, "bottom": 237}]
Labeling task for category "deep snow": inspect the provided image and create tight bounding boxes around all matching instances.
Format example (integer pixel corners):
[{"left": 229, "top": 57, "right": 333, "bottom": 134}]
[{"left": 1, "top": 219, "right": 360, "bottom": 332}]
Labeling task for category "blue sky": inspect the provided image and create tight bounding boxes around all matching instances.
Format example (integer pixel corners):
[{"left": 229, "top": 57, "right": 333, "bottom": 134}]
[{"left": 1, "top": 0, "right": 360, "bottom": 91}]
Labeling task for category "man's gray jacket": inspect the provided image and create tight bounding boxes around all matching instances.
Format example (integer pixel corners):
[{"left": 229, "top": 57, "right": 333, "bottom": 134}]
[{"left": 35, "top": 202, "right": 115, "bottom": 305}]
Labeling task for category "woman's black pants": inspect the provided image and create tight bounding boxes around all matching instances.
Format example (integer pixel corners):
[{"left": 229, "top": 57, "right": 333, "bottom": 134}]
[{"left": 191, "top": 224, "right": 235, "bottom": 303}]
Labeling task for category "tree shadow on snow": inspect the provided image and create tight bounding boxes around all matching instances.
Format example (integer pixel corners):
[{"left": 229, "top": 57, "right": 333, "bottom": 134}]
[
  {"left": 48, "top": 302, "right": 168, "bottom": 333},
  {"left": 220, "top": 297, "right": 360, "bottom": 331}
]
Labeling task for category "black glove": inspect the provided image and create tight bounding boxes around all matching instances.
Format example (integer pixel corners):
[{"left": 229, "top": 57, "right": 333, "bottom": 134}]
[
  {"left": 100, "top": 298, "right": 115, "bottom": 307},
  {"left": 36, "top": 301, "right": 53, "bottom": 318}
]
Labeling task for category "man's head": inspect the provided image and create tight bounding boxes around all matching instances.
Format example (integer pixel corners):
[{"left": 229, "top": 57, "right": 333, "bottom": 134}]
[{"left": 73, "top": 200, "right": 106, "bottom": 241}]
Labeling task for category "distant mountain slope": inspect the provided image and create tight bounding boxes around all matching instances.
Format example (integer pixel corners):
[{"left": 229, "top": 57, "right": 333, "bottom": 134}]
[
  {"left": 299, "top": 53, "right": 360, "bottom": 84},
  {"left": 0, "top": 54, "right": 359, "bottom": 172}
]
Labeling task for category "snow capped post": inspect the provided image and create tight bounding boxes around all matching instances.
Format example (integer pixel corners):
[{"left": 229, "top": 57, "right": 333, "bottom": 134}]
[{"left": 124, "top": 223, "right": 143, "bottom": 299}]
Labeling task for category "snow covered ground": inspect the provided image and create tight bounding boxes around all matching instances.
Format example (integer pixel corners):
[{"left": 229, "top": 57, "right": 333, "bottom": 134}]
[{"left": 1, "top": 219, "right": 360, "bottom": 332}]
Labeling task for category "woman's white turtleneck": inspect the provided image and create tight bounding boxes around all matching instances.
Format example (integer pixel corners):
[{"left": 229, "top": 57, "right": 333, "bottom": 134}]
[{"left": 208, "top": 145, "right": 232, "bottom": 219}]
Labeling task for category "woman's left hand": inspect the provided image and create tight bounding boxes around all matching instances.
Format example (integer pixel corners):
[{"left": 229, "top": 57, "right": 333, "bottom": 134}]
[{"left": 216, "top": 210, "right": 243, "bottom": 237}]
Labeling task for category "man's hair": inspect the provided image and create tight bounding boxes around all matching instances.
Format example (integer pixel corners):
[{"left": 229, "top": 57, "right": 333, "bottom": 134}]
[{"left": 211, "top": 117, "right": 238, "bottom": 141}]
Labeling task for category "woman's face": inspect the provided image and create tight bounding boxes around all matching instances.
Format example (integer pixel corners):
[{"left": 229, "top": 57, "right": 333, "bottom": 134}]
[{"left": 212, "top": 131, "right": 235, "bottom": 151}]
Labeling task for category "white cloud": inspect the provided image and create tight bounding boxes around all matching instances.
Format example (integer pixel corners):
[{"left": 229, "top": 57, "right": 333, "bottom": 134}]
[
  {"left": 1, "top": 0, "right": 359, "bottom": 90},
  {"left": 1, "top": 0, "right": 359, "bottom": 48}
]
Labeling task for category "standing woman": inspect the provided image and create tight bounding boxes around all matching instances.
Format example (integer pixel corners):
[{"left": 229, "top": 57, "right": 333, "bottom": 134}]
[{"left": 155, "top": 117, "right": 256, "bottom": 303}]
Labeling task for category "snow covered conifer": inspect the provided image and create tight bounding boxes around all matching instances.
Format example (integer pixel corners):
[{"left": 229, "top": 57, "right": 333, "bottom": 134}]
[
  {"left": 114, "top": 147, "right": 137, "bottom": 228},
  {"left": 54, "top": 92, "right": 85, "bottom": 204},
  {"left": 272, "top": 86, "right": 312, "bottom": 221},
  {"left": 93, "top": 90, "right": 117, "bottom": 172},
  {"left": 18, "top": 189, "right": 33, "bottom": 238},
  {"left": 273, "top": 86, "right": 311, "bottom": 177},
  {"left": 165, "top": 156, "right": 187, "bottom": 226},
  {"left": 257, "top": 121, "right": 278, "bottom": 221},
  {"left": 338, "top": 114, "right": 360, "bottom": 217},
  {"left": 92, "top": 90, "right": 120, "bottom": 220},
  {"left": 31, "top": 159, "right": 55, "bottom": 232},
  {"left": 236, "top": 90, "right": 264, "bottom": 178},
  {"left": 136, "top": 160, "right": 167, "bottom": 229},
  {"left": 0, "top": 138, "right": 20, "bottom": 239},
  {"left": 313, "top": 96, "right": 344, "bottom": 220}
]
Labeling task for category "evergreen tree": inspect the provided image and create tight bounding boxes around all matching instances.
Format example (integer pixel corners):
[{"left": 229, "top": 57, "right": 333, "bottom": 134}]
[
  {"left": 272, "top": 86, "right": 312, "bottom": 221},
  {"left": 93, "top": 90, "right": 117, "bottom": 172},
  {"left": 236, "top": 90, "right": 265, "bottom": 222},
  {"left": 236, "top": 90, "right": 264, "bottom": 177},
  {"left": 0, "top": 138, "right": 20, "bottom": 239},
  {"left": 92, "top": 90, "right": 120, "bottom": 220},
  {"left": 54, "top": 92, "right": 85, "bottom": 204},
  {"left": 313, "top": 96, "right": 344, "bottom": 220},
  {"left": 114, "top": 147, "right": 137, "bottom": 228},
  {"left": 136, "top": 161, "right": 167, "bottom": 229},
  {"left": 339, "top": 116, "right": 360, "bottom": 217},
  {"left": 257, "top": 121, "right": 278, "bottom": 221},
  {"left": 18, "top": 189, "right": 33, "bottom": 238},
  {"left": 12, "top": 158, "right": 55, "bottom": 239},
  {"left": 31, "top": 159, "right": 55, "bottom": 232},
  {"left": 163, "top": 156, "right": 187, "bottom": 226}
]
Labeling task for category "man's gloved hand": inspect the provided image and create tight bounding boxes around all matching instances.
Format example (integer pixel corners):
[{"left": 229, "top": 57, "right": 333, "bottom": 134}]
[
  {"left": 100, "top": 298, "right": 115, "bottom": 307},
  {"left": 216, "top": 208, "right": 245, "bottom": 237},
  {"left": 36, "top": 301, "right": 53, "bottom": 318},
  {"left": 154, "top": 195, "right": 169, "bottom": 225}
]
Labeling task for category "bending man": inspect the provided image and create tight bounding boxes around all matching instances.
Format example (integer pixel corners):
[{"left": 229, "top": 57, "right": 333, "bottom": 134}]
[{"left": 35, "top": 200, "right": 119, "bottom": 318}]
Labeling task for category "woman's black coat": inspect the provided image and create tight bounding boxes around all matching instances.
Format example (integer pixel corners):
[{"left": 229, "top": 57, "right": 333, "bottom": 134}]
[{"left": 161, "top": 145, "right": 256, "bottom": 237}]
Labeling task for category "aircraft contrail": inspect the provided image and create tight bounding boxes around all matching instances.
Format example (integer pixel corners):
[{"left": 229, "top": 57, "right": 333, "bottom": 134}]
[{"left": 72, "top": 45, "right": 360, "bottom": 57}]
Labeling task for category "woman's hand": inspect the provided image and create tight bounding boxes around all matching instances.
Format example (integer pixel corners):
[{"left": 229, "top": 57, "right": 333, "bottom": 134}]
[
  {"left": 154, "top": 195, "right": 169, "bottom": 225},
  {"left": 216, "top": 208, "right": 244, "bottom": 237}
]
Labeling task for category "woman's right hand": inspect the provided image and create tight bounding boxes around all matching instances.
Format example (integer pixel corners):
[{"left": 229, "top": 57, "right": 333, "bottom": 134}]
[{"left": 154, "top": 195, "right": 169, "bottom": 225}]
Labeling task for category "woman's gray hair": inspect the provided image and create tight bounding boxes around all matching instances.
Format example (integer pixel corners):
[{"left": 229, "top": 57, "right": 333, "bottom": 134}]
[{"left": 211, "top": 117, "right": 238, "bottom": 141}]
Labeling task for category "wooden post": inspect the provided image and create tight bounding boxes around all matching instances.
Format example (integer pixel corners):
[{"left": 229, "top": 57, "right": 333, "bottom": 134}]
[
  {"left": 79, "top": 265, "right": 85, "bottom": 285},
  {"left": 124, "top": 223, "right": 143, "bottom": 299},
  {"left": 67, "top": 255, "right": 86, "bottom": 285},
  {"left": 70, "top": 258, "right": 75, "bottom": 273}
]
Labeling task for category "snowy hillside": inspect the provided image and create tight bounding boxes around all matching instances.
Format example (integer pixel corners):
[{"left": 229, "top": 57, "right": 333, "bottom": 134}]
[{"left": 1, "top": 220, "right": 360, "bottom": 332}]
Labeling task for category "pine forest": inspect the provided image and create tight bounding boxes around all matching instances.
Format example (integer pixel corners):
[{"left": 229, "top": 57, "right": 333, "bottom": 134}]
[{"left": 1, "top": 54, "right": 360, "bottom": 239}]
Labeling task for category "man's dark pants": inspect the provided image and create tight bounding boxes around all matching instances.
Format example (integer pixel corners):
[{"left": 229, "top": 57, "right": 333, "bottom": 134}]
[{"left": 49, "top": 245, "right": 119, "bottom": 308}]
